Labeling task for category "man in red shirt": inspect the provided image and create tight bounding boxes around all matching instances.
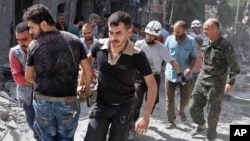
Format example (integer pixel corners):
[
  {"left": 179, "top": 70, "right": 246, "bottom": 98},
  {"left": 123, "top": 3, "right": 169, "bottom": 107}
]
[{"left": 9, "top": 22, "right": 41, "bottom": 141}]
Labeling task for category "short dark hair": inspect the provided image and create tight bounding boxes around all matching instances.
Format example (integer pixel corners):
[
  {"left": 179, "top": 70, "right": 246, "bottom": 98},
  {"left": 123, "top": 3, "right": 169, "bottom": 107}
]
[
  {"left": 23, "top": 4, "right": 55, "bottom": 25},
  {"left": 57, "top": 13, "right": 65, "bottom": 18},
  {"left": 103, "top": 13, "right": 110, "bottom": 19},
  {"left": 195, "top": 37, "right": 203, "bottom": 46},
  {"left": 108, "top": 11, "right": 132, "bottom": 30},
  {"left": 82, "top": 23, "right": 93, "bottom": 30},
  {"left": 88, "top": 13, "right": 100, "bottom": 22},
  {"left": 133, "top": 22, "right": 141, "bottom": 28},
  {"left": 174, "top": 20, "right": 188, "bottom": 29},
  {"left": 165, "top": 24, "right": 171, "bottom": 29},
  {"left": 74, "top": 15, "right": 84, "bottom": 24},
  {"left": 16, "top": 22, "right": 29, "bottom": 33}
]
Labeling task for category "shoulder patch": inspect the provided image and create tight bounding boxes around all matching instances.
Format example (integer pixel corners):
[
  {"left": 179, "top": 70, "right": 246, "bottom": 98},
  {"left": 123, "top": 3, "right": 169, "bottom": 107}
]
[{"left": 133, "top": 46, "right": 142, "bottom": 54}]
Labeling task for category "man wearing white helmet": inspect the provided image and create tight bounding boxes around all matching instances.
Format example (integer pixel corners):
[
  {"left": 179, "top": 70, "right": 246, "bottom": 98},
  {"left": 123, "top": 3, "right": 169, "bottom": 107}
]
[
  {"left": 127, "top": 20, "right": 181, "bottom": 140},
  {"left": 190, "top": 20, "right": 206, "bottom": 39}
]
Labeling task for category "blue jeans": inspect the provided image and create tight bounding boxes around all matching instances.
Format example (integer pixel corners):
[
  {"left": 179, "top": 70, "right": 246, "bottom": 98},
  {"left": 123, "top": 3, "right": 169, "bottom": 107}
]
[
  {"left": 23, "top": 103, "right": 41, "bottom": 141},
  {"left": 84, "top": 100, "right": 135, "bottom": 141},
  {"left": 33, "top": 98, "right": 80, "bottom": 141}
]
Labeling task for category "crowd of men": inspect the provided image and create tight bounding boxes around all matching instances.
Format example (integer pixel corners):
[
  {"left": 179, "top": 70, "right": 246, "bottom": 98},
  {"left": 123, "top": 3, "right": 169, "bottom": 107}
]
[{"left": 9, "top": 3, "right": 240, "bottom": 141}]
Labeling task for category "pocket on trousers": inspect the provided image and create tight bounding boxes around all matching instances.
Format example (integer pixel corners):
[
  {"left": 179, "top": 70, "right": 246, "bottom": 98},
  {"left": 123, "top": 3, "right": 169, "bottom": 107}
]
[
  {"left": 89, "top": 103, "right": 102, "bottom": 118},
  {"left": 59, "top": 102, "right": 80, "bottom": 130},
  {"left": 33, "top": 99, "right": 50, "bottom": 124},
  {"left": 16, "top": 86, "right": 32, "bottom": 105}
]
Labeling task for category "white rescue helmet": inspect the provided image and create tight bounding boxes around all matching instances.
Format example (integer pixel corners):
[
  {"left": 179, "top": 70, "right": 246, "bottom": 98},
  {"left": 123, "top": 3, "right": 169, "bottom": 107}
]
[
  {"left": 145, "top": 20, "right": 162, "bottom": 36},
  {"left": 191, "top": 20, "right": 202, "bottom": 28}
]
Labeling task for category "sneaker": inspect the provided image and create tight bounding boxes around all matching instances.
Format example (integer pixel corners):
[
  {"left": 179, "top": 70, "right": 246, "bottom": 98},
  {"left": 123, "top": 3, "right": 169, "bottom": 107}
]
[
  {"left": 165, "top": 122, "right": 176, "bottom": 129},
  {"left": 191, "top": 126, "right": 207, "bottom": 136}
]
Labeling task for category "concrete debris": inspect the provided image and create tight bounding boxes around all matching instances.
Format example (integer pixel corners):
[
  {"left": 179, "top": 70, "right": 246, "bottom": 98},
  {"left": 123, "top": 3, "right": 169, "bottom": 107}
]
[
  {"left": 0, "top": 104, "right": 9, "bottom": 120},
  {"left": 0, "top": 93, "right": 24, "bottom": 141},
  {"left": 6, "top": 120, "right": 18, "bottom": 130},
  {"left": 2, "top": 129, "right": 20, "bottom": 141},
  {"left": 226, "top": 66, "right": 250, "bottom": 117}
]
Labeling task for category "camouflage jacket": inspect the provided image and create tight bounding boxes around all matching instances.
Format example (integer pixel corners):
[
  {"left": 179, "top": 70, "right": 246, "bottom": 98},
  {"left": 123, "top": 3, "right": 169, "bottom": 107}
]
[{"left": 199, "top": 36, "right": 240, "bottom": 86}]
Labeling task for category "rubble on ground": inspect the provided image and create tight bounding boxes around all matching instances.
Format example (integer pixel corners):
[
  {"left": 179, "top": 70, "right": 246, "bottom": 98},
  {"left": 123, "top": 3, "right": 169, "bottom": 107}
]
[
  {"left": 0, "top": 91, "right": 25, "bottom": 141},
  {"left": 0, "top": 67, "right": 29, "bottom": 141}
]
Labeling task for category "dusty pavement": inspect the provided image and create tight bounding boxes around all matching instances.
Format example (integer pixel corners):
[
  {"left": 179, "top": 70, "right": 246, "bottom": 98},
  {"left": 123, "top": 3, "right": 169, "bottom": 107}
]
[{"left": 20, "top": 78, "right": 250, "bottom": 141}]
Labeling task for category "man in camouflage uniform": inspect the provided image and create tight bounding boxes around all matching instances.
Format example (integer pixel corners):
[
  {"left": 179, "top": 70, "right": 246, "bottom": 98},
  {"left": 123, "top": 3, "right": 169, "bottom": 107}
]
[{"left": 189, "top": 18, "right": 240, "bottom": 141}]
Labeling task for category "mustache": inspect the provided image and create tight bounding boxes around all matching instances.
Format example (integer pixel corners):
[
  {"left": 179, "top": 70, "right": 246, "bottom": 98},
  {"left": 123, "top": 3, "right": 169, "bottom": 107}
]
[
  {"left": 85, "top": 38, "right": 93, "bottom": 41},
  {"left": 146, "top": 39, "right": 156, "bottom": 45},
  {"left": 21, "top": 45, "right": 28, "bottom": 48}
]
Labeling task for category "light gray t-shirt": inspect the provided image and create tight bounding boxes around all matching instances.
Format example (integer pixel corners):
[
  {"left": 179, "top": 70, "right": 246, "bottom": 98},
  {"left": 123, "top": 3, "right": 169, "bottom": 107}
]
[
  {"left": 80, "top": 37, "right": 99, "bottom": 70},
  {"left": 135, "top": 39, "right": 173, "bottom": 73}
]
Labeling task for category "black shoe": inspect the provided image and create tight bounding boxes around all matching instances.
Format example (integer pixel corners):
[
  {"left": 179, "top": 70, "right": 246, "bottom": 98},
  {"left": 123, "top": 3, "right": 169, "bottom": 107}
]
[
  {"left": 191, "top": 126, "right": 207, "bottom": 136},
  {"left": 165, "top": 122, "right": 176, "bottom": 129}
]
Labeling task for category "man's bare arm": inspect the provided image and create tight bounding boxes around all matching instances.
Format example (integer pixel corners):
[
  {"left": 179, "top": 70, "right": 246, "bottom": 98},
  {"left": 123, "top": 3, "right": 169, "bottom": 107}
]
[
  {"left": 135, "top": 73, "right": 157, "bottom": 134},
  {"left": 25, "top": 66, "right": 35, "bottom": 84}
]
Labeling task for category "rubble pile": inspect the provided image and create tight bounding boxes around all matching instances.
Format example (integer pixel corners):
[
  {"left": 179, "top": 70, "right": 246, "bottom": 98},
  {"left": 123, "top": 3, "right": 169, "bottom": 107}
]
[
  {"left": 227, "top": 66, "right": 250, "bottom": 117},
  {"left": 0, "top": 92, "right": 29, "bottom": 141},
  {"left": 0, "top": 64, "right": 29, "bottom": 141}
]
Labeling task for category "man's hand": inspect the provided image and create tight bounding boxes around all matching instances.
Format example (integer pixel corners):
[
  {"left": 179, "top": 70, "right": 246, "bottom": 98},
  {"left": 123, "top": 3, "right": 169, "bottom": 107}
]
[
  {"left": 77, "top": 85, "right": 91, "bottom": 97},
  {"left": 184, "top": 68, "right": 192, "bottom": 76},
  {"left": 225, "top": 84, "right": 234, "bottom": 93},
  {"left": 177, "top": 72, "right": 187, "bottom": 85},
  {"left": 135, "top": 116, "right": 150, "bottom": 134}
]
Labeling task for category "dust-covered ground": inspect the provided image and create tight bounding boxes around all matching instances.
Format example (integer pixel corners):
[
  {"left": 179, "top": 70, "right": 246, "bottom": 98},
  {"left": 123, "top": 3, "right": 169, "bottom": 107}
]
[{"left": 20, "top": 79, "right": 250, "bottom": 141}]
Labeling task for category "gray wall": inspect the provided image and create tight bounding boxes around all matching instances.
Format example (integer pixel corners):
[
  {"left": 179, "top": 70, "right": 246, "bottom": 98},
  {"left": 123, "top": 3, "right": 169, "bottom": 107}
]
[
  {"left": 0, "top": 0, "right": 14, "bottom": 56},
  {"left": 34, "top": 0, "right": 77, "bottom": 27},
  {"left": 0, "top": 0, "right": 152, "bottom": 59},
  {"left": 0, "top": 0, "right": 77, "bottom": 58}
]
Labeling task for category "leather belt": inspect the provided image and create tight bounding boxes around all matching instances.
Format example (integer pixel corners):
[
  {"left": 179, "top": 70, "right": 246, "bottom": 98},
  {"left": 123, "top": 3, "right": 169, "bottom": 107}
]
[
  {"left": 34, "top": 93, "right": 76, "bottom": 104},
  {"left": 153, "top": 72, "right": 161, "bottom": 75}
]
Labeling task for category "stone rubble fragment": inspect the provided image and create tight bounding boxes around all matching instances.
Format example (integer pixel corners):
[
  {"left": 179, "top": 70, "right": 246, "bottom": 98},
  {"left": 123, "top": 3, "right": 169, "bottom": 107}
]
[{"left": 0, "top": 94, "right": 24, "bottom": 141}]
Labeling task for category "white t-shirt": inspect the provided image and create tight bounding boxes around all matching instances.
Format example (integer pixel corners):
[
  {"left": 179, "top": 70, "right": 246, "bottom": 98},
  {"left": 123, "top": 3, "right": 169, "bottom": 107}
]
[{"left": 135, "top": 39, "right": 173, "bottom": 73}]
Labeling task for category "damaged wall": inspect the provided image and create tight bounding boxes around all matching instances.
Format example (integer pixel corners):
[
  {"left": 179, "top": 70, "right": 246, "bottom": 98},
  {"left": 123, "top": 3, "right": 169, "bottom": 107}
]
[
  {"left": 0, "top": 0, "right": 14, "bottom": 57},
  {"left": 0, "top": 0, "right": 77, "bottom": 57}
]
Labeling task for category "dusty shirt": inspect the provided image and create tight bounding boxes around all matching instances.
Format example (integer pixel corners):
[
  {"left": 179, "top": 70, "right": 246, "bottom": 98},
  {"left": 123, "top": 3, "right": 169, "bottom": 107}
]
[
  {"left": 27, "top": 30, "right": 86, "bottom": 97},
  {"left": 198, "top": 36, "right": 240, "bottom": 86}
]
